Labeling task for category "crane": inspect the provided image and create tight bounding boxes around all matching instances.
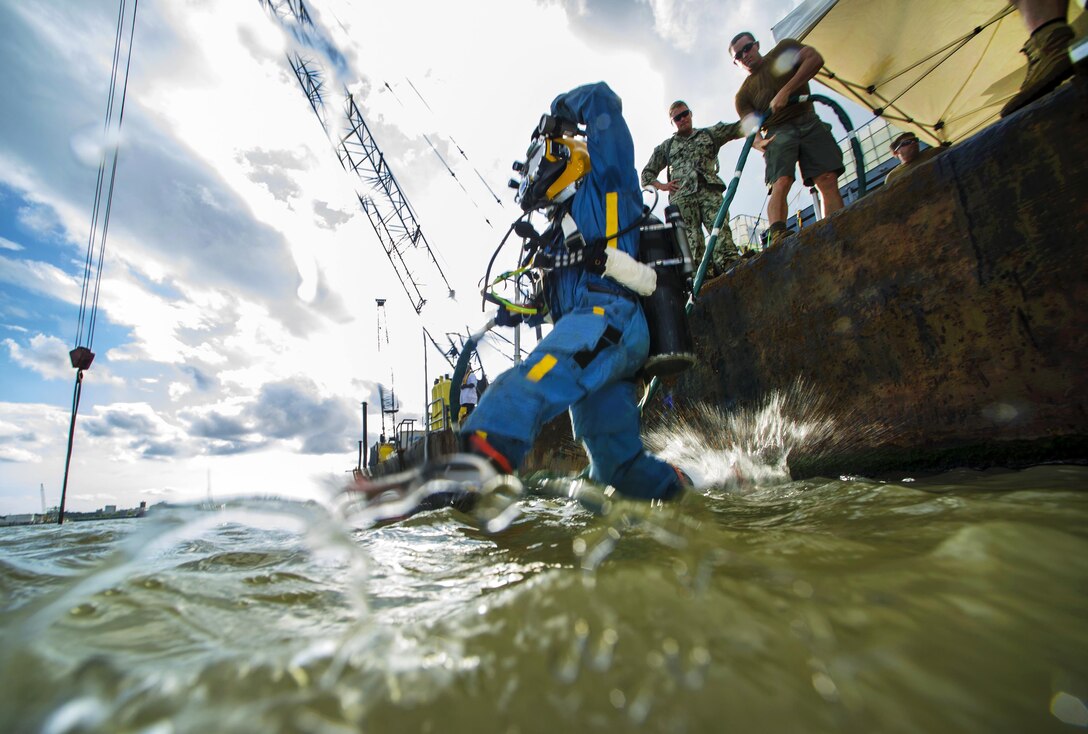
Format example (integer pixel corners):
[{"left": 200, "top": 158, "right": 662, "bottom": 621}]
[{"left": 258, "top": 0, "right": 454, "bottom": 314}]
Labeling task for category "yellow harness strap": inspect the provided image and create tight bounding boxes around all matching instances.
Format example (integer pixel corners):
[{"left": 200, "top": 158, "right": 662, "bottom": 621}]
[{"left": 605, "top": 192, "right": 618, "bottom": 248}]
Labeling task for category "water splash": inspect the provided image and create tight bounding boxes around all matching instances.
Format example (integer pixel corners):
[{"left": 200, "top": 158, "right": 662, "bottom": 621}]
[
  {"left": 645, "top": 379, "right": 838, "bottom": 492},
  {"left": 331, "top": 380, "right": 845, "bottom": 579},
  {"left": 327, "top": 378, "right": 883, "bottom": 579},
  {"left": 334, "top": 454, "right": 525, "bottom": 533}
]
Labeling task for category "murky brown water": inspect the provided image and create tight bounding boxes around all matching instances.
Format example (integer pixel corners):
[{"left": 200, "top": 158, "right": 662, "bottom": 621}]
[{"left": 1, "top": 460, "right": 1086, "bottom": 733}]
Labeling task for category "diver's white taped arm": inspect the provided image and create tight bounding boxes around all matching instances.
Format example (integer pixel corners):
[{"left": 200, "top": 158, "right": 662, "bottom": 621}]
[{"left": 603, "top": 248, "right": 657, "bottom": 296}]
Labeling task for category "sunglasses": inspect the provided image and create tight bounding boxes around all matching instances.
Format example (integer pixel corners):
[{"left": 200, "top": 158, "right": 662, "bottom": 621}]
[
  {"left": 733, "top": 41, "right": 756, "bottom": 62},
  {"left": 892, "top": 137, "right": 918, "bottom": 152},
  {"left": 672, "top": 109, "right": 691, "bottom": 123}
]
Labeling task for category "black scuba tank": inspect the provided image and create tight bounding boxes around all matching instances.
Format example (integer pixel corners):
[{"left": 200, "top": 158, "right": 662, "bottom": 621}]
[{"left": 638, "top": 204, "right": 696, "bottom": 378}]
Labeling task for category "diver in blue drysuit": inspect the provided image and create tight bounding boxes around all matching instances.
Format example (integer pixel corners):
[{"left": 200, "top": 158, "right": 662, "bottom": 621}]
[{"left": 462, "top": 82, "right": 687, "bottom": 501}]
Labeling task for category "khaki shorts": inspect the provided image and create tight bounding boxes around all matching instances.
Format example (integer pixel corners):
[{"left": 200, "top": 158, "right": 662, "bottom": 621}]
[{"left": 764, "top": 113, "right": 845, "bottom": 188}]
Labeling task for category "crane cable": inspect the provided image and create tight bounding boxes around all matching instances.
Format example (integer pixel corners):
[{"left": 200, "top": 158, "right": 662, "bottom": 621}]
[{"left": 59, "top": 0, "right": 140, "bottom": 525}]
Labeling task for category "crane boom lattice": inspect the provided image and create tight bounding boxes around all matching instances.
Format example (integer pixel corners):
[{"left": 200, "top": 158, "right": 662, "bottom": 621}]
[
  {"left": 289, "top": 55, "right": 330, "bottom": 133},
  {"left": 257, "top": 0, "right": 454, "bottom": 314}
]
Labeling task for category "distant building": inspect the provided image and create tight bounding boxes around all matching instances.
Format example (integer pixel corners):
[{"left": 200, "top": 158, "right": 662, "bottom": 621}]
[
  {"left": 104, "top": 505, "right": 117, "bottom": 514},
  {"left": 1, "top": 514, "right": 37, "bottom": 526}
]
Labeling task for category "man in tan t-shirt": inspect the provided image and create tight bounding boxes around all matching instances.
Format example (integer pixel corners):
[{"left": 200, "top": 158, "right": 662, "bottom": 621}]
[{"left": 730, "top": 32, "right": 845, "bottom": 249}]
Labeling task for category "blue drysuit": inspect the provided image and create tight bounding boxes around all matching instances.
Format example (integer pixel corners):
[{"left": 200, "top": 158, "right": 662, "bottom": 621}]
[{"left": 463, "top": 82, "right": 683, "bottom": 500}]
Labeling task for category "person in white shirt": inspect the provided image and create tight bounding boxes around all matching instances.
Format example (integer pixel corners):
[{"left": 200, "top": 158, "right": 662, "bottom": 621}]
[{"left": 460, "top": 371, "right": 478, "bottom": 417}]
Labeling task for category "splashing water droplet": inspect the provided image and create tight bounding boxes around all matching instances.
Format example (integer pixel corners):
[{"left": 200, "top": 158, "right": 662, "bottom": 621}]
[{"left": 646, "top": 380, "right": 838, "bottom": 493}]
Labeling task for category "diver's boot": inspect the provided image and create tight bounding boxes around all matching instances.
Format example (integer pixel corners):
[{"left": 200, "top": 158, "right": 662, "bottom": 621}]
[
  {"left": 458, "top": 432, "right": 525, "bottom": 530},
  {"left": 345, "top": 451, "right": 511, "bottom": 525},
  {"left": 463, "top": 430, "right": 516, "bottom": 474},
  {"left": 715, "top": 251, "right": 741, "bottom": 275},
  {"left": 672, "top": 465, "right": 694, "bottom": 492},
  {"left": 654, "top": 464, "right": 698, "bottom": 505},
  {"left": 1001, "top": 19, "right": 1074, "bottom": 117}
]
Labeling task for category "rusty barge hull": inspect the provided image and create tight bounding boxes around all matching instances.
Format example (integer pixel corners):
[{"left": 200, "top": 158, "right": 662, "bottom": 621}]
[{"left": 673, "top": 81, "right": 1088, "bottom": 478}]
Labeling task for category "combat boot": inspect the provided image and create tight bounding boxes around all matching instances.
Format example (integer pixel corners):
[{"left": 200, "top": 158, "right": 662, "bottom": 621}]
[
  {"left": 767, "top": 221, "right": 788, "bottom": 248},
  {"left": 714, "top": 254, "right": 740, "bottom": 276},
  {"left": 715, "top": 228, "right": 741, "bottom": 272},
  {"left": 1001, "top": 20, "right": 1074, "bottom": 117}
]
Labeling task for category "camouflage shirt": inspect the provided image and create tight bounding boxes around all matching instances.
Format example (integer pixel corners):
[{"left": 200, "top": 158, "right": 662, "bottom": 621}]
[{"left": 640, "top": 121, "right": 743, "bottom": 199}]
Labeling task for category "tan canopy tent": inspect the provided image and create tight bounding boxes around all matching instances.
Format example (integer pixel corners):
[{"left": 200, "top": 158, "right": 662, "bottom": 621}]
[{"left": 772, "top": 0, "right": 1086, "bottom": 145}]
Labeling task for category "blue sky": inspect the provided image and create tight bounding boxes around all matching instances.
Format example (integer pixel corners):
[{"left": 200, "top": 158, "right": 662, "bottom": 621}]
[{"left": 0, "top": 0, "right": 819, "bottom": 515}]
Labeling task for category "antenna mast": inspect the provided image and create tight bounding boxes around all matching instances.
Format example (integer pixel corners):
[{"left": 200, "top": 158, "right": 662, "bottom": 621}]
[{"left": 375, "top": 298, "right": 398, "bottom": 436}]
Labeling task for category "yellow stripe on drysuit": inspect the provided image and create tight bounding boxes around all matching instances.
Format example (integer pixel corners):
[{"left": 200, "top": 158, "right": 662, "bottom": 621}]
[
  {"left": 606, "top": 192, "right": 618, "bottom": 248},
  {"left": 526, "top": 198, "right": 612, "bottom": 384},
  {"left": 527, "top": 354, "right": 557, "bottom": 383}
]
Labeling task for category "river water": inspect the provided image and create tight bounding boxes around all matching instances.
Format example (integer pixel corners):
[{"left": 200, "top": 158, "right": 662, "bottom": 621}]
[{"left": 2, "top": 425, "right": 1087, "bottom": 732}]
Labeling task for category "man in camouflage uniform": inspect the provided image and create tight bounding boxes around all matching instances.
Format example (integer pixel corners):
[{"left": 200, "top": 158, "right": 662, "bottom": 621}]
[{"left": 641, "top": 101, "right": 744, "bottom": 278}]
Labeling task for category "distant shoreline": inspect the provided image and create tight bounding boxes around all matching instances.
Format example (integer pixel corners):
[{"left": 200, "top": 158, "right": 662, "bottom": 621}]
[{"left": 0, "top": 511, "right": 146, "bottom": 528}]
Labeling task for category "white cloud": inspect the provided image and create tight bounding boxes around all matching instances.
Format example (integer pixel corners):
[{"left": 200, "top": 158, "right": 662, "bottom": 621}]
[
  {"left": 81, "top": 402, "right": 192, "bottom": 462},
  {"left": 0, "top": 446, "right": 41, "bottom": 463},
  {"left": 3, "top": 333, "right": 126, "bottom": 386},
  {"left": 16, "top": 201, "right": 65, "bottom": 238},
  {"left": 4, "top": 333, "right": 74, "bottom": 381},
  {"left": 139, "top": 486, "right": 176, "bottom": 497},
  {"left": 0, "top": 403, "right": 71, "bottom": 512},
  {"left": 72, "top": 493, "right": 117, "bottom": 503},
  {"left": 168, "top": 382, "right": 191, "bottom": 400},
  {"left": 0, "top": 236, "right": 23, "bottom": 251},
  {"left": 0, "top": 254, "right": 80, "bottom": 304},
  {"left": 645, "top": 0, "right": 710, "bottom": 51}
]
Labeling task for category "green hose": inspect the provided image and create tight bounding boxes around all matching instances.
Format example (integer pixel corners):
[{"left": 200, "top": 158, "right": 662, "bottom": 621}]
[
  {"left": 802, "top": 93, "right": 866, "bottom": 197},
  {"left": 639, "top": 95, "right": 864, "bottom": 412}
]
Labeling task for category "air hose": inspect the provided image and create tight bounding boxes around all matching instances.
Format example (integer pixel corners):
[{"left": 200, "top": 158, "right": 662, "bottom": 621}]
[
  {"left": 798, "top": 93, "right": 866, "bottom": 197},
  {"left": 638, "top": 95, "right": 864, "bottom": 411}
]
